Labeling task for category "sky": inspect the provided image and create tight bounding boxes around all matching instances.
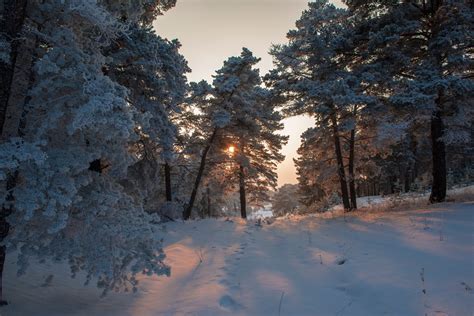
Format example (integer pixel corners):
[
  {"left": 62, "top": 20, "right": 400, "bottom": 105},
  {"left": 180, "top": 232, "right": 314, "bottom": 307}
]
[{"left": 154, "top": 0, "right": 343, "bottom": 187}]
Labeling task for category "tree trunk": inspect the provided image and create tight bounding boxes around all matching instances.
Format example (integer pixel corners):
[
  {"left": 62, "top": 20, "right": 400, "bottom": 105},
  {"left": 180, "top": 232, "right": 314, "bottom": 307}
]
[
  {"left": 348, "top": 128, "right": 357, "bottom": 210},
  {"left": 0, "top": 1, "right": 31, "bottom": 305},
  {"left": 0, "top": 0, "right": 28, "bottom": 134},
  {"left": 206, "top": 186, "right": 211, "bottom": 217},
  {"left": 164, "top": 162, "right": 172, "bottom": 202},
  {"left": 404, "top": 169, "right": 410, "bottom": 193},
  {"left": 1, "top": 34, "right": 35, "bottom": 139},
  {"left": 1, "top": 3, "right": 36, "bottom": 138},
  {"left": 239, "top": 164, "right": 247, "bottom": 219},
  {"left": 0, "top": 245, "right": 5, "bottom": 306},
  {"left": 348, "top": 105, "right": 358, "bottom": 210},
  {"left": 183, "top": 129, "right": 217, "bottom": 220},
  {"left": 238, "top": 139, "right": 247, "bottom": 219},
  {"left": 0, "top": 195, "right": 12, "bottom": 306},
  {"left": 330, "top": 113, "right": 350, "bottom": 210},
  {"left": 429, "top": 91, "right": 446, "bottom": 203},
  {"left": 0, "top": 170, "right": 17, "bottom": 306}
]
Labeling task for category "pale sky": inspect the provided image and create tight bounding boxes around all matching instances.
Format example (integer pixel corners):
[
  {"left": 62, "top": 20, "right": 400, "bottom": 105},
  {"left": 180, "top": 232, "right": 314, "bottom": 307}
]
[{"left": 154, "top": 0, "right": 343, "bottom": 187}]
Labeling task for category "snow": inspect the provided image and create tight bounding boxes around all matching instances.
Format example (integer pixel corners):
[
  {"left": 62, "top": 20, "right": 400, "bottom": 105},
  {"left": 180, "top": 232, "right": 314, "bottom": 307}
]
[
  {"left": 329, "top": 195, "right": 392, "bottom": 212},
  {"left": 3, "top": 202, "right": 473, "bottom": 315},
  {"left": 330, "top": 186, "right": 474, "bottom": 213},
  {"left": 248, "top": 205, "right": 273, "bottom": 220}
]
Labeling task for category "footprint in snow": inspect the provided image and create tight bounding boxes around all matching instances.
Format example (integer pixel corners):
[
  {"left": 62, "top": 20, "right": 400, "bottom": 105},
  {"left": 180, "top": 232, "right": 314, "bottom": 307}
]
[
  {"left": 219, "top": 295, "right": 242, "bottom": 312},
  {"left": 40, "top": 274, "right": 54, "bottom": 287},
  {"left": 219, "top": 279, "right": 230, "bottom": 286},
  {"left": 461, "top": 282, "right": 472, "bottom": 293},
  {"left": 336, "top": 258, "right": 347, "bottom": 265}
]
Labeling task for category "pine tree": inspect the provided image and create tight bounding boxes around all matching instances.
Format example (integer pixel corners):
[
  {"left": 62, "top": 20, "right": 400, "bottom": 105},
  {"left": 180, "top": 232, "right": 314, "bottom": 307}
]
[
  {"left": 0, "top": 0, "right": 179, "bottom": 301},
  {"left": 104, "top": 24, "right": 189, "bottom": 211},
  {"left": 213, "top": 49, "right": 287, "bottom": 218},
  {"left": 267, "top": 0, "right": 379, "bottom": 211},
  {"left": 345, "top": 0, "right": 474, "bottom": 203},
  {"left": 272, "top": 184, "right": 302, "bottom": 216},
  {"left": 183, "top": 49, "right": 287, "bottom": 219}
]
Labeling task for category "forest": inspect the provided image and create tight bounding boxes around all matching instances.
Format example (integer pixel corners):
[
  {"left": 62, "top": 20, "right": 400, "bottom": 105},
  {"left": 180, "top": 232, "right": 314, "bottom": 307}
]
[{"left": 0, "top": 0, "right": 473, "bottom": 315}]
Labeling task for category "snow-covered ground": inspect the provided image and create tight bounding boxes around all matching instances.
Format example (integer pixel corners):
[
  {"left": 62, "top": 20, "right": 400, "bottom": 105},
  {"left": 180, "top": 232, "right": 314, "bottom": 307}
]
[
  {"left": 329, "top": 185, "right": 474, "bottom": 213},
  {"left": 248, "top": 208, "right": 273, "bottom": 220},
  {"left": 3, "top": 202, "right": 473, "bottom": 315}
]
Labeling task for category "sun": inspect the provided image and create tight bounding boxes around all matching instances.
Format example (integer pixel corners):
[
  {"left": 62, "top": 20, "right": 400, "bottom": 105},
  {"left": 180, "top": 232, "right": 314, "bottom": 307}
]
[{"left": 228, "top": 145, "right": 235, "bottom": 154}]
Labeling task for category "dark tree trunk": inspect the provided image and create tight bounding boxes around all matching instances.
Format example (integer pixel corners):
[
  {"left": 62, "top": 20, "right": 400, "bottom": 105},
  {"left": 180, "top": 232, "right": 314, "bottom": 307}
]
[
  {"left": 239, "top": 139, "right": 247, "bottom": 219},
  {"left": 348, "top": 128, "right": 357, "bottom": 210},
  {"left": 0, "top": 202, "right": 11, "bottom": 305},
  {"left": 0, "top": 0, "right": 28, "bottom": 136},
  {"left": 0, "top": 170, "right": 16, "bottom": 306},
  {"left": 330, "top": 113, "right": 350, "bottom": 210},
  {"left": 348, "top": 105, "right": 358, "bottom": 210},
  {"left": 1, "top": 5, "right": 36, "bottom": 136},
  {"left": 0, "top": 1, "right": 30, "bottom": 306},
  {"left": 164, "top": 163, "right": 172, "bottom": 202},
  {"left": 0, "top": 246, "right": 5, "bottom": 306},
  {"left": 429, "top": 92, "right": 447, "bottom": 203},
  {"left": 206, "top": 186, "right": 211, "bottom": 217},
  {"left": 239, "top": 164, "right": 247, "bottom": 219},
  {"left": 183, "top": 129, "right": 217, "bottom": 220},
  {"left": 404, "top": 169, "right": 410, "bottom": 193}
]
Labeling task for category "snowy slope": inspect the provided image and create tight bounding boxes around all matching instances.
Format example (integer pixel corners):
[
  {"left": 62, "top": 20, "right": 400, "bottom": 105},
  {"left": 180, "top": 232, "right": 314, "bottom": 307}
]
[{"left": 3, "top": 202, "right": 473, "bottom": 316}]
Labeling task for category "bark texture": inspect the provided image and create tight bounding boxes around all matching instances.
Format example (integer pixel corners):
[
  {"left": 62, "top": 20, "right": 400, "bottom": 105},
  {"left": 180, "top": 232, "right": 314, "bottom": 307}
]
[
  {"left": 183, "top": 129, "right": 217, "bottom": 220},
  {"left": 330, "top": 113, "right": 350, "bottom": 210},
  {"left": 429, "top": 92, "right": 447, "bottom": 203}
]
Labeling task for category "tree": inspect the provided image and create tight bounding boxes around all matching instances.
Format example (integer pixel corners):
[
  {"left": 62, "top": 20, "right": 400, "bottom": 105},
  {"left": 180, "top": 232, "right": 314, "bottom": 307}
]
[
  {"left": 182, "top": 49, "right": 287, "bottom": 219},
  {"left": 0, "top": 0, "right": 34, "bottom": 305},
  {"left": 0, "top": 0, "right": 179, "bottom": 301},
  {"left": 345, "top": 0, "right": 474, "bottom": 203},
  {"left": 104, "top": 24, "right": 189, "bottom": 210},
  {"left": 294, "top": 127, "right": 339, "bottom": 208},
  {"left": 267, "top": 0, "right": 378, "bottom": 211},
  {"left": 213, "top": 49, "right": 287, "bottom": 218},
  {"left": 272, "top": 184, "right": 302, "bottom": 216}
]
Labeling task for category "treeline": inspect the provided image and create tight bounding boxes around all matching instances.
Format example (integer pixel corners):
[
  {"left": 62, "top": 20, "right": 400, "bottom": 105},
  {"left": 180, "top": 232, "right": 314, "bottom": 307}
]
[
  {"left": 267, "top": 0, "right": 473, "bottom": 212},
  {"left": 0, "top": 0, "right": 286, "bottom": 301}
]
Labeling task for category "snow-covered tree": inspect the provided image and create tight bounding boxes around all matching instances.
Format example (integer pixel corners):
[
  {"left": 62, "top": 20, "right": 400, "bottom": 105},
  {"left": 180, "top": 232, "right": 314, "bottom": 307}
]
[
  {"left": 101, "top": 0, "right": 177, "bottom": 25},
  {"left": 268, "top": 0, "right": 472, "bottom": 209},
  {"left": 345, "top": 0, "right": 474, "bottom": 202},
  {"left": 104, "top": 24, "right": 189, "bottom": 212},
  {"left": 267, "top": 0, "right": 381, "bottom": 211},
  {"left": 272, "top": 184, "right": 302, "bottom": 216},
  {"left": 0, "top": 0, "right": 180, "bottom": 301},
  {"left": 294, "top": 127, "right": 338, "bottom": 208},
  {"left": 182, "top": 49, "right": 287, "bottom": 219},
  {"left": 212, "top": 49, "right": 287, "bottom": 218}
]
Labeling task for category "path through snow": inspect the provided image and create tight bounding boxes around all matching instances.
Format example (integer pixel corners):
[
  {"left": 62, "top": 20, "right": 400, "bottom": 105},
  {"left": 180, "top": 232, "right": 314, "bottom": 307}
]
[{"left": 3, "top": 202, "right": 473, "bottom": 315}]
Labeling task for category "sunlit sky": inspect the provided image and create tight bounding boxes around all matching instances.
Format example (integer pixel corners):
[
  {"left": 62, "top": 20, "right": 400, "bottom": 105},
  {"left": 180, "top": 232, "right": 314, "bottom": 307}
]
[{"left": 154, "top": 0, "right": 343, "bottom": 187}]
